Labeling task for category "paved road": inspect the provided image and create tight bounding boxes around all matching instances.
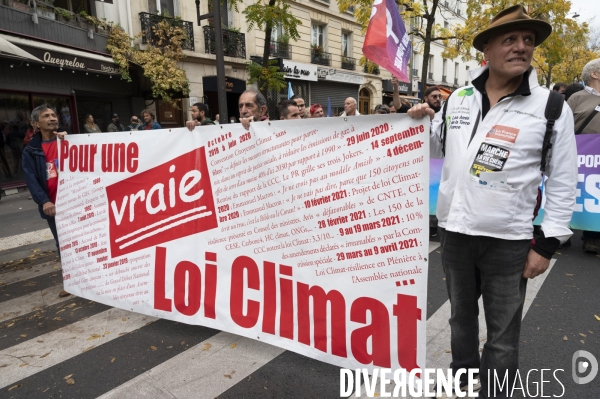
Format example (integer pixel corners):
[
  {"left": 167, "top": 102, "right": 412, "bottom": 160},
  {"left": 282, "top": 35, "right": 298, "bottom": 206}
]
[{"left": 0, "top": 192, "right": 598, "bottom": 398}]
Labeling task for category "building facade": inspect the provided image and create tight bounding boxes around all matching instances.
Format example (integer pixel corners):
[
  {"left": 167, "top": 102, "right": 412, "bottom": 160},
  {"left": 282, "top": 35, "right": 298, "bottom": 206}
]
[{"left": 0, "top": 0, "right": 478, "bottom": 190}]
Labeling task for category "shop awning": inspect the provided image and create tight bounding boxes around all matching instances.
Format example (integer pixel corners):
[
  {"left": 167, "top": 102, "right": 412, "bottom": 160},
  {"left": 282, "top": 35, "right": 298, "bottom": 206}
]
[
  {"left": 0, "top": 33, "right": 119, "bottom": 75},
  {"left": 0, "top": 36, "right": 42, "bottom": 62}
]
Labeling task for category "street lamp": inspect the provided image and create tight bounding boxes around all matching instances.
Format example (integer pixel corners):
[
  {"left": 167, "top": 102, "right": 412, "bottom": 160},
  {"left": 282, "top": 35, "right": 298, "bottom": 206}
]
[{"left": 195, "top": 0, "right": 229, "bottom": 124}]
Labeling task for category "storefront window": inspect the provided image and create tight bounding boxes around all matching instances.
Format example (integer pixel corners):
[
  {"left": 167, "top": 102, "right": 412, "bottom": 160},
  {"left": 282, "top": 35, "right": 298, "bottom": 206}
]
[{"left": 0, "top": 93, "right": 30, "bottom": 186}]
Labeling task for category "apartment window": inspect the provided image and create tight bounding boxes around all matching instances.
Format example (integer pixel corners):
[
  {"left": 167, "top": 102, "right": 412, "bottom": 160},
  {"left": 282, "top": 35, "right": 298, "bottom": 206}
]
[
  {"left": 148, "top": 0, "right": 176, "bottom": 16},
  {"left": 442, "top": 59, "right": 447, "bottom": 82},
  {"left": 312, "top": 23, "right": 325, "bottom": 47},
  {"left": 272, "top": 23, "right": 283, "bottom": 41},
  {"left": 444, "top": 21, "right": 449, "bottom": 30},
  {"left": 427, "top": 55, "right": 433, "bottom": 80},
  {"left": 454, "top": 62, "right": 459, "bottom": 83},
  {"left": 342, "top": 32, "right": 351, "bottom": 57},
  {"left": 53, "top": 0, "right": 91, "bottom": 14}
]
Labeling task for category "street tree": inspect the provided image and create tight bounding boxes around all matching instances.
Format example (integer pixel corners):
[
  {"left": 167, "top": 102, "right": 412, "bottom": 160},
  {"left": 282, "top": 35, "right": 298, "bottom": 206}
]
[
  {"left": 230, "top": 0, "right": 302, "bottom": 95},
  {"left": 337, "top": 0, "right": 463, "bottom": 98},
  {"left": 444, "top": 0, "right": 591, "bottom": 88}
]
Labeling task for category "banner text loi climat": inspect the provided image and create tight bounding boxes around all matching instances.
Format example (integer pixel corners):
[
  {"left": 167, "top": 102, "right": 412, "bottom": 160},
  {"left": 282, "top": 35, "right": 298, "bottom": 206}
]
[{"left": 55, "top": 115, "right": 430, "bottom": 371}]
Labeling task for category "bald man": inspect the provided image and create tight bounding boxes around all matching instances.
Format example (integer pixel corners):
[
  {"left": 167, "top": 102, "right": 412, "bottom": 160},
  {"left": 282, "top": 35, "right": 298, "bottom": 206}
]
[{"left": 341, "top": 97, "right": 360, "bottom": 116}]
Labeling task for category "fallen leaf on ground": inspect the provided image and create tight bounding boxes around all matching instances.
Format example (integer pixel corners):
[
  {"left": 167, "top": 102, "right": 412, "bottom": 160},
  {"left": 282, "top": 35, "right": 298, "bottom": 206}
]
[
  {"left": 0, "top": 364, "right": 8, "bottom": 368},
  {"left": 580, "top": 333, "right": 587, "bottom": 337},
  {"left": 39, "top": 351, "right": 52, "bottom": 358},
  {"left": 145, "top": 321, "right": 153, "bottom": 326},
  {"left": 87, "top": 334, "right": 101, "bottom": 340},
  {"left": 104, "top": 331, "right": 110, "bottom": 335},
  {"left": 150, "top": 346, "right": 157, "bottom": 351},
  {"left": 82, "top": 346, "right": 95, "bottom": 353},
  {"left": 202, "top": 343, "right": 212, "bottom": 351},
  {"left": 52, "top": 317, "right": 62, "bottom": 321},
  {"left": 20, "top": 334, "right": 26, "bottom": 338},
  {"left": 110, "top": 357, "right": 116, "bottom": 363},
  {"left": 167, "top": 346, "right": 173, "bottom": 348},
  {"left": 224, "top": 370, "right": 236, "bottom": 379},
  {"left": 64, "top": 374, "right": 73, "bottom": 379},
  {"left": 445, "top": 350, "right": 452, "bottom": 353},
  {"left": 36, "top": 340, "right": 43, "bottom": 343},
  {"left": 8, "top": 384, "right": 22, "bottom": 391},
  {"left": 563, "top": 335, "right": 569, "bottom": 341},
  {"left": 42, "top": 388, "right": 49, "bottom": 392},
  {"left": 595, "top": 315, "right": 600, "bottom": 321},
  {"left": 230, "top": 343, "right": 237, "bottom": 349},
  {"left": 19, "top": 363, "right": 28, "bottom": 367},
  {"left": 122, "top": 317, "right": 126, "bottom": 322},
  {"left": 566, "top": 274, "right": 574, "bottom": 276},
  {"left": 65, "top": 303, "right": 76, "bottom": 308},
  {"left": 118, "top": 333, "right": 126, "bottom": 336},
  {"left": 7, "top": 323, "right": 14, "bottom": 328},
  {"left": 581, "top": 340, "right": 585, "bottom": 344},
  {"left": 181, "top": 341, "right": 185, "bottom": 345},
  {"left": 56, "top": 309, "right": 65, "bottom": 314},
  {"left": 66, "top": 378, "right": 75, "bottom": 385}
]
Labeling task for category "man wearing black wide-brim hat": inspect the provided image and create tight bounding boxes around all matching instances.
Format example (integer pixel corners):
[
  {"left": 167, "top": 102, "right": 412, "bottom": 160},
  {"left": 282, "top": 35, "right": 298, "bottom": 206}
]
[{"left": 409, "top": 5, "right": 578, "bottom": 398}]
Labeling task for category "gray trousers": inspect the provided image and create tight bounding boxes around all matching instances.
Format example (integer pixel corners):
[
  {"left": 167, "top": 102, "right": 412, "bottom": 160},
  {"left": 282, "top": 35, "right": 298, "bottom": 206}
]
[{"left": 439, "top": 228, "right": 530, "bottom": 398}]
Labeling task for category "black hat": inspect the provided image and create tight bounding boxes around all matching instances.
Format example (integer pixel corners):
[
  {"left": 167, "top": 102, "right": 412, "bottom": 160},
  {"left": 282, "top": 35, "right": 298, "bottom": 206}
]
[{"left": 111, "top": 113, "right": 119, "bottom": 118}]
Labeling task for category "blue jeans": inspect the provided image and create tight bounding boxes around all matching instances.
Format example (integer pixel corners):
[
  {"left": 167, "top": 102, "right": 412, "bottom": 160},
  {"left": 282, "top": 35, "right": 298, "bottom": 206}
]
[{"left": 439, "top": 228, "right": 530, "bottom": 398}]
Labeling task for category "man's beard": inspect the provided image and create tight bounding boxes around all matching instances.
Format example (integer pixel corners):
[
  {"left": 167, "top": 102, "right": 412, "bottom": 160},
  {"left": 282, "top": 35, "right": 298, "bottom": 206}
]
[{"left": 431, "top": 104, "right": 441, "bottom": 113}]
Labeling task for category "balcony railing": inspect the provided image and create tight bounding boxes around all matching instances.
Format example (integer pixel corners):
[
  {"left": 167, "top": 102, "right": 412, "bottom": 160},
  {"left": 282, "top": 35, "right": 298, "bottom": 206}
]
[
  {"left": 428, "top": 72, "right": 434, "bottom": 80},
  {"left": 442, "top": 75, "right": 447, "bottom": 83},
  {"left": 412, "top": 68, "right": 419, "bottom": 76},
  {"left": 203, "top": 26, "right": 246, "bottom": 59},
  {"left": 0, "top": 3, "right": 108, "bottom": 54},
  {"left": 140, "top": 12, "right": 194, "bottom": 51},
  {"left": 341, "top": 56, "right": 356, "bottom": 70},
  {"left": 269, "top": 40, "right": 291, "bottom": 59},
  {"left": 454, "top": 78, "right": 459, "bottom": 85},
  {"left": 364, "top": 65, "right": 380, "bottom": 75},
  {"left": 465, "top": 80, "right": 469, "bottom": 86},
  {"left": 311, "top": 47, "right": 331, "bottom": 66}
]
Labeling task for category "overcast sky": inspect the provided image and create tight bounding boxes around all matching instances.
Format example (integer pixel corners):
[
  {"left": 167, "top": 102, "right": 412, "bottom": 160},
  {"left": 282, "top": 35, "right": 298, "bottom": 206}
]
[{"left": 569, "top": 0, "right": 599, "bottom": 31}]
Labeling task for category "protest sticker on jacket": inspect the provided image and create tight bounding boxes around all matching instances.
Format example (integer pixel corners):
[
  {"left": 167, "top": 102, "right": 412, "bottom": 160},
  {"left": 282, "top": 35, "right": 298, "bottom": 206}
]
[
  {"left": 470, "top": 143, "right": 510, "bottom": 176},
  {"left": 55, "top": 115, "right": 430, "bottom": 372}
]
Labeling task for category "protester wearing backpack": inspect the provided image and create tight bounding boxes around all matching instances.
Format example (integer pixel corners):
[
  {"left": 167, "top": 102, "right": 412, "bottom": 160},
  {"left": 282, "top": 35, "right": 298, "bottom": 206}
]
[{"left": 408, "top": 6, "right": 577, "bottom": 398}]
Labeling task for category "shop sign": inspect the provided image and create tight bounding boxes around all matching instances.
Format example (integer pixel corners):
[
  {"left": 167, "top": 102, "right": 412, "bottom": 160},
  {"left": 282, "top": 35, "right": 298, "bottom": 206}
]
[
  {"left": 15, "top": 44, "right": 119, "bottom": 75},
  {"left": 318, "top": 68, "right": 365, "bottom": 85},
  {"left": 281, "top": 61, "right": 318, "bottom": 81}
]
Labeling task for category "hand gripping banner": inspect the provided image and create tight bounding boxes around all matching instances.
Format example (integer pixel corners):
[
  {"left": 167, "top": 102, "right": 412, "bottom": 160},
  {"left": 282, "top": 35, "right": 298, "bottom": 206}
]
[
  {"left": 55, "top": 115, "right": 430, "bottom": 372},
  {"left": 363, "top": 0, "right": 412, "bottom": 82}
]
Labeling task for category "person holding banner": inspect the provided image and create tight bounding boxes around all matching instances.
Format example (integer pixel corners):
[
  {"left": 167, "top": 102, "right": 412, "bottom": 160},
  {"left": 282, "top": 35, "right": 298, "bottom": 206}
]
[
  {"left": 567, "top": 58, "right": 600, "bottom": 253},
  {"left": 238, "top": 89, "right": 269, "bottom": 130},
  {"left": 408, "top": 5, "right": 577, "bottom": 398},
  {"left": 185, "top": 103, "right": 215, "bottom": 130},
  {"left": 22, "top": 104, "right": 71, "bottom": 298}
]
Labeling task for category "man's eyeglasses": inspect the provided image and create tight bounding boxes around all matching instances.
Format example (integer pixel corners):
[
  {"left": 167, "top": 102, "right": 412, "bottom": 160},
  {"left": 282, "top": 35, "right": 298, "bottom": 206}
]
[{"left": 429, "top": 94, "right": 442, "bottom": 99}]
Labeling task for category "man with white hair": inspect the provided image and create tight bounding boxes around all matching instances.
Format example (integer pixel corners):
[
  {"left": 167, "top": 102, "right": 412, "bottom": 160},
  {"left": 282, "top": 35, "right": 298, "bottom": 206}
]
[
  {"left": 340, "top": 97, "right": 360, "bottom": 116},
  {"left": 567, "top": 58, "right": 600, "bottom": 253}
]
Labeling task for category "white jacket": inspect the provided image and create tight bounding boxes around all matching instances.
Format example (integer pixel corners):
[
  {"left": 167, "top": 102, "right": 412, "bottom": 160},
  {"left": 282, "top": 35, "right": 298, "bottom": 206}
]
[{"left": 431, "top": 66, "right": 578, "bottom": 242}]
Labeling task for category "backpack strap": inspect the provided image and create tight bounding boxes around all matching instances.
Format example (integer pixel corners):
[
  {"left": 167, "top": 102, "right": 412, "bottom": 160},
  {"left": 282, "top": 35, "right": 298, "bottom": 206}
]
[
  {"left": 574, "top": 102, "right": 600, "bottom": 135},
  {"left": 540, "top": 91, "right": 564, "bottom": 173},
  {"left": 440, "top": 96, "right": 450, "bottom": 156}
]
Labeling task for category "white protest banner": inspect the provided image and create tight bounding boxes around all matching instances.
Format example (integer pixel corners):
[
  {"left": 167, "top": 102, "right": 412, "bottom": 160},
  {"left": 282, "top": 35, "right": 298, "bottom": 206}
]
[{"left": 55, "top": 115, "right": 429, "bottom": 372}]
